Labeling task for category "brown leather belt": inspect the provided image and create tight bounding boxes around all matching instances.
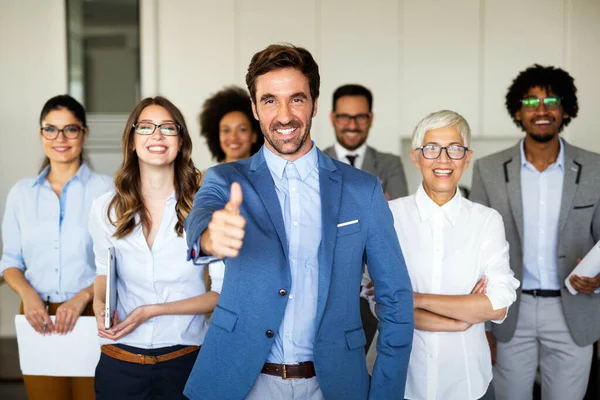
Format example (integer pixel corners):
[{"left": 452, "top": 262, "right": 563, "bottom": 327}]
[
  {"left": 101, "top": 344, "right": 200, "bottom": 365},
  {"left": 261, "top": 362, "right": 316, "bottom": 379}
]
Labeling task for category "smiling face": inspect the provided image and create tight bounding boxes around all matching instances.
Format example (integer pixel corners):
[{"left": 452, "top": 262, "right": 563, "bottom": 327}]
[
  {"left": 219, "top": 111, "right": 257, "bottom": 162},
  {"left": 516, "top": 86, "right": 568, "bottom": 143},
  {"left": 411, "top": 125, "right": 472, "bottom": 205},
  {"left": 133, "top": 105, "right": 181, "bottom": 168},
  {"left": 330, "top": 95, "right": 373, "bottom": 151},
  {"left": 40, "top": 108, "right": 86, "bottom": 167},
  {"left": 252, "top": 67, "right": 317, "bottom": 161}
]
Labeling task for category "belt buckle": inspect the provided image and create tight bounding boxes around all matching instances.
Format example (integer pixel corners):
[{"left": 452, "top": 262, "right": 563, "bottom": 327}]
[
  {"left": 532, "top": 289, "right": 537, "bottom": 298},
  {"left": 281, "top": 363, "right": 299, "bottom": 380},
  {"left": 138, "top": 354, "right": 158, "bottom": 365}
]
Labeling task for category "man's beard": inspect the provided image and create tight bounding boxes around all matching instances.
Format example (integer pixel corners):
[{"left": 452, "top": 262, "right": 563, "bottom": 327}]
[
  {"left": 338, "top": 129, "right": 367, "bottom": 151},
  {"left": 262, "top": 118, "right": 312, "bottom": 156},
  {"left": 529, "top": 132, "right": 556, "bottom": 143}
]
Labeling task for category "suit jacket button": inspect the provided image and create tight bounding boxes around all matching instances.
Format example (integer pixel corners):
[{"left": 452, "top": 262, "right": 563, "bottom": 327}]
[
  {"left": 265, "top": 330, "right": 274, "bottom": 338},
  {"left": 278, "top": 289, "right": 287, "bottom": 297}
]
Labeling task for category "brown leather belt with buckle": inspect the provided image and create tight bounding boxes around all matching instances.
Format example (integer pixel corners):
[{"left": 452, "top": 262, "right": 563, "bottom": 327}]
[
  {"left": 261, "top": 362, "right": 316, "bottom": 379},
  {"left": 100, "top": 344, "right": 200, "bottom": 365}
]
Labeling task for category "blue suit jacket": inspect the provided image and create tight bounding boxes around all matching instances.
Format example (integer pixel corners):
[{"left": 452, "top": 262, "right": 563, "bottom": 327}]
[{"left": 183, "top": 148, "right": 413, "bottom": 399}]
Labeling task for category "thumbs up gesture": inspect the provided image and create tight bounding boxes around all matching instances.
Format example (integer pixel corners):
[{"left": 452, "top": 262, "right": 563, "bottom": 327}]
[{"left": 200, "top": 182, "right": 246, "bottom": 259}]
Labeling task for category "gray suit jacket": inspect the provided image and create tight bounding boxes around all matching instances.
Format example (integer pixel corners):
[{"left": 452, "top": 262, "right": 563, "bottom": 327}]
[
  {"left": 470, "top": 140, "right": 600, "bottom": 346},
  {"left": 323, "top": 145, "right": 408, "bottom": 200}
]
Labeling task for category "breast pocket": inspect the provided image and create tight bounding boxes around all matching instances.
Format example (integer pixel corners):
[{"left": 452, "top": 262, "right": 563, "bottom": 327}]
[{"left": 337, "top": 221, "right": 361, "bottom": 237}]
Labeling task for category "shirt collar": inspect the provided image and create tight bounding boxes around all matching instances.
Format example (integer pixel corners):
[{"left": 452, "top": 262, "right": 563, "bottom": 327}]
[
  {"left": 415, "top": 184, "right": 462, "bottom": 226},
  {"left": 32, "top": 163, "right": 91, "bottom": 187},
  {"left": 519, "top": 138, "right": 565, "bottom": 168},
  {"left": 334, "top": 140, "right": 368, "bottom": 165},
  {"left": 263, "top": 142, "right": 318, "bottom": 181}
]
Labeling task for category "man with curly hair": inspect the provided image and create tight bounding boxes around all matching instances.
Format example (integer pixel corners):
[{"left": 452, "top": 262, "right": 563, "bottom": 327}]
[{"left": 470, "top": 64, "right": 600, "bottom": 399}]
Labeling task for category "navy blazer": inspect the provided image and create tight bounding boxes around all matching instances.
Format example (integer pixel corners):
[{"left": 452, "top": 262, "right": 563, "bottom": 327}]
[{"left": 183, "top": 147, "right": 413, "bottom": 400}]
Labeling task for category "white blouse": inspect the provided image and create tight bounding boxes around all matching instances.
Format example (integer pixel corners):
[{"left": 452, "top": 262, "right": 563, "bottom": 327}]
[
  {"left": 89, "top": 191, "right": 224, "bottom": 349},
  {"left": 389, "top": 185, "right": 519, "bottom": 400}
]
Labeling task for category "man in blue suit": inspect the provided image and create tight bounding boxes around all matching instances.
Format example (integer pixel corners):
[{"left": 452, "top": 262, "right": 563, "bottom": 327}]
[{"left": 183, "top": 44, "right": 413, "bottom": 400}]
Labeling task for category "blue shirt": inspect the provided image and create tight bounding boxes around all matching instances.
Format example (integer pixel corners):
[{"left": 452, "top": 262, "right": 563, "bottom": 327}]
[
  {"left": 0, "top": 164, "right": 113, "bottom": 302},
  {"left": 520, "top": 139, "right": 565, "bottom": 290},
  {"left": 263, "top": 144, "right": 321, "bottom": 363}
]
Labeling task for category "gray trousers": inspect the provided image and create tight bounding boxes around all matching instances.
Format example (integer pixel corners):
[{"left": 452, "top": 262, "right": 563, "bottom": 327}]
[
  {"left": 493, "top": 294, "right": 593, "bottom": 400},
  {"left": 245, "top": 374, "right": 324, "bottom": 400}
]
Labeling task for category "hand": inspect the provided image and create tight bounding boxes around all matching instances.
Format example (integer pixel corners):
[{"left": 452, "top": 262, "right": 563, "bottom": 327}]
[
  {"left": 384, "top": 192, "right": 391, "bottom": 201},
  {"left": 54, "top": 294, "right": 88, "bottom": 334},
  {"left": 201, "top": 182, "right": 246, "bottom": 259},
  {"left": 569, "top": 273, "right": 600, "bottom": 295},
  {"left": 93, "top": 298, "right": 117, "bottom": 334},
  {"left": 471, "top": 276, "right": 488, "bottom": 294},
  {"left": 364, "top": 280, "right": 374, "bottom": 297},
  {"left": 101, "top": 305, "right": 154, "bottom": 341},
  {"left": 22, "top": 291, "right": 53, "bottom": 335},
  {"left": 485, "top": 330, "right": 497, "bottom": 365}
]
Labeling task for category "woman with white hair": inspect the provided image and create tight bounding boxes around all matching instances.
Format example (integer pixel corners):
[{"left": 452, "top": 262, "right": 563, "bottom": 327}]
[{"left": 390, "top": 110, "right": 519, "bottom": 399}]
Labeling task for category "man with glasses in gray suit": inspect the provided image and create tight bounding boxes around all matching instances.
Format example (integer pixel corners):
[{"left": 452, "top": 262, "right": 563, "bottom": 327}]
[
  {"left": 323, "top": 84, "right": 408, "bottom": 201},
  {"left": 471, "top": 64, "right": 600, "bottom": 399}
]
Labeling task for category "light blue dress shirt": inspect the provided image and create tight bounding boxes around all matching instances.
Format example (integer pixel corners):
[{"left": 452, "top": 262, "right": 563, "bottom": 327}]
[
  {"left": 520, "top": 139, "right": 565, "bottom": 290},
  {"left": 0, "top": 164, "right": 113, "bottom": 302},
  {"left": 263, "top": 144, "right": 321, "bottom": 364}
]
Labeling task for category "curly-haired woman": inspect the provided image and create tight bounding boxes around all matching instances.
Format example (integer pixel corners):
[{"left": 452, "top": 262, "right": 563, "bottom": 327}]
[{"left": 200, "top": 86, "right": 263, "bottom": 171}]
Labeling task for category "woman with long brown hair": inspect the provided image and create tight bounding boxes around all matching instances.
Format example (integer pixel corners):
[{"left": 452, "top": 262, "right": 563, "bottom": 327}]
[
  {"left": 1, "top": 94, "right": 112, "bottom": 400},
  {"left": 89, "top": 96, "right": 223, "bottom": 399}
]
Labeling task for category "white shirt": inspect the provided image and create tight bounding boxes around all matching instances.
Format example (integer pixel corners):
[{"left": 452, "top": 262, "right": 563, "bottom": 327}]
[
  {"left": 389, "top": 185, "right": 519, "bottom": 400},
  {"left": 88, "top": 191, "right": 224, "bottom": 349},
  {"left": 334, "top": 141, "right": 368, "bottom": 170}
]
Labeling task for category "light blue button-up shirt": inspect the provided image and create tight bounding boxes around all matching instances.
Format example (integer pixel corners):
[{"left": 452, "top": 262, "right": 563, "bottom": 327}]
[
  {"left": 520, "top": 139, "right": 565, "bottom": 290},
  {"left": 263, "top": 144, "right": 321, "bottom": 363},
  {"left": 0, "top": 164, "right": 113, "bottom": 302}
]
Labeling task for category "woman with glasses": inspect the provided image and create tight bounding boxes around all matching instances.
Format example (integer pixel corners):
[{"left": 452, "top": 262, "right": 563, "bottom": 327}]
[
  {"left": 387, "top": 110, "right": 519, "bottom": 399},
  {"left": 89, "top": 96, "right": 223, "bottom": 400},
  {"left": 0, "top": 94, "right": 113, "bottom": 400}
]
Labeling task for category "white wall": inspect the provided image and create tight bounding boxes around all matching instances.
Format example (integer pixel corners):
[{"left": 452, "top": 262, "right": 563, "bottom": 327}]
[
  {"left": 1, "top": 0, "right": 600, "bottom": 336},
  {"left": 141, "top": 0, "right": 600, "bottom": 174}
]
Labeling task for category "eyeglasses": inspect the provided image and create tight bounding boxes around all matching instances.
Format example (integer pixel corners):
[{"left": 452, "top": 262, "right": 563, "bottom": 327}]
[
  {"left": 133, "top": 122, "right": 180, "bottom": 136},
  {"left": 333, "top": 113, "right": 371, "bottom": 125},
  {"left": 415, "top": 144, "right": 469, "bottom": 160},
  {"left": 520, "top": 96, "right": 562, "bottom": 110},
  {"left": 40, "top": 124, "right": 83, "bottom": 140}
]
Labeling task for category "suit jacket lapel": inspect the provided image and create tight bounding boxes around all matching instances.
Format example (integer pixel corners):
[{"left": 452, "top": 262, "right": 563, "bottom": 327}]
[
  {"left": 361, "top": 146, "right": 377, "bottom": 174},
  {"left": 324, "top": 146, "right": 338, "bottom": 160},
  {"left": 506, "top": 144, "right": 524, "bottom": 242},
  {"left": 247, "top": 153, "right": 289, "bottom": 260},
  {"left": 559, "top": 142, "right": 580, "bottom": 232},
  {"left": 315, "top": 151, "right": 342, "bottom": 328}
]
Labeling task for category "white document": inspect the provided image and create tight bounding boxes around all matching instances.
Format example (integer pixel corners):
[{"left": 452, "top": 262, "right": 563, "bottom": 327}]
[
  {"left": 15, "top": 315, "right": 101, "bottom": 377},
  {"left": 565, "top": 240, "right": 600, "bottom": 295}
]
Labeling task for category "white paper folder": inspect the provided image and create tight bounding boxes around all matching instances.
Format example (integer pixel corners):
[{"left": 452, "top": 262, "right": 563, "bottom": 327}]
[
  {"left": 565, "top": 240, "right": 600, "bottom": 295},
  {"left": 15, "top": 315, "right": 101, "bottom": 376}
]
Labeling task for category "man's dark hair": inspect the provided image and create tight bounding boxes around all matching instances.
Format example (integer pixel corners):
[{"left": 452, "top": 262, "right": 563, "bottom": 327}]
[
  {"left": 199, "top": 86, "right": 263, "bottom": 163},
  {"left": 332, "top": 84, "right": 373, "bottom": 112},
  {"left": 246, "top": 43, "right": 320, "bottom": 103},
  {"left": 505, "top": 64, "right": 578, "bottom": 131}
]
